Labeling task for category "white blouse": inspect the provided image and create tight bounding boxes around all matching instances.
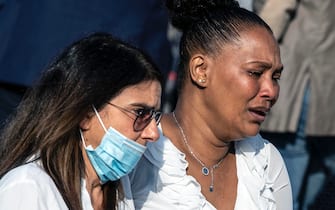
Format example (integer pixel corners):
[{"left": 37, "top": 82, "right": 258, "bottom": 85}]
[
  {"left": 0, "top": 160, "right": 135, "bottom": 210},
  {"left": 129, "top": 128, "right": 292, "bottom": 210}
]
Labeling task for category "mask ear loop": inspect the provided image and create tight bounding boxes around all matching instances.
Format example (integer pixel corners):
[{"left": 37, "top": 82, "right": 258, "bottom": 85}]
[
  {"left": 79, "top": 126, "right": 103, "bottom": 184},
  {"left": 79, "top": 129, "right": 89, "bottom": 148},
  {"left": 92, "top": 105, "right": 108, "bottom": 133}
]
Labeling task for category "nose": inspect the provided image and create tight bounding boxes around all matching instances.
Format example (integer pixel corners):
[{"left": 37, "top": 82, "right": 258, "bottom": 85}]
[
  {"left": 140, "top": 119, "right": 160, "bottom": 143},
  {"left": 259, "top": 78, "right": 280, "bottom": 106}
]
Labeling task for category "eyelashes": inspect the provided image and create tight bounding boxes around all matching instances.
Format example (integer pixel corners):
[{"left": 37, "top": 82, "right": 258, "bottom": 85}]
[{"left": 247, "top": 71, "right": 281, "bottom": 81}]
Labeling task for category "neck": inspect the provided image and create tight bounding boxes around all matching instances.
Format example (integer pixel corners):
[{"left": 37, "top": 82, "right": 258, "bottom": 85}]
[
  {"left": 172, "top": 111, "right": 231, "bottom": 167},
  {"left": 81, "top": 146, "right": 102, "bottom": 190},
  {"left": 171, "top": 110, "right": 232, "bottom": 192},
  {"left": 81, "top": 146, "right": 104, "bottom": 209}
]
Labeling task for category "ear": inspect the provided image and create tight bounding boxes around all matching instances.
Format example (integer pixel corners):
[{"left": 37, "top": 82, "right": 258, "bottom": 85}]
[
  {"left": 80, "top": 113, "right": 94, "bottom": 130},
  {"left": 189, "top": 54, "right": 208, "bottom": 87}
]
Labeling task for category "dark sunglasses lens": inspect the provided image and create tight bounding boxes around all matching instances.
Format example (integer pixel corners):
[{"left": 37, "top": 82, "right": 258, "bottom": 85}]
[{"left": 134, "top": 109, "right": 154, "bottom": 131}]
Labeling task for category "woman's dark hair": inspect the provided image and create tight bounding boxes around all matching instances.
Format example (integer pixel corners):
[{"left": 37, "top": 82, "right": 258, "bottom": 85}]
[
  {"left": 165, "top": 0, "right": 273, "bottom": 89},
  {"left": 0, "top": 32, "right": 163, "bottom": 210}
]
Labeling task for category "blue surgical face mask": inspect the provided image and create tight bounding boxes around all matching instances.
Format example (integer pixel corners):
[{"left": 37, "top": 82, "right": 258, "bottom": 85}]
[{"left": 80, "top": 106, "right": 146, "bottom": 184}]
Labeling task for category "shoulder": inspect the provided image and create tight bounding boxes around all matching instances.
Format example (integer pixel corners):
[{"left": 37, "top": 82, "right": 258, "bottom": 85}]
[
  {"left": 130, "top": 126, "right": 187, "bottom": 190},
  {"left": 235, "top": 133, "right": 278, "bottom": 157},
  {"left": 235, "top": 133, "right": 285, "bottom": 173},
  {"left": 130, "top": 126, "right": 213, "bottom": 209},
  {"left": 1, "top": 162, "right": 51, "bottom": 187},
  {"left": 0, "top": 162, "right": 67, "bottom": 209},
  {"left": 234, "top": 134, "right": 291, "bottom": 209}
]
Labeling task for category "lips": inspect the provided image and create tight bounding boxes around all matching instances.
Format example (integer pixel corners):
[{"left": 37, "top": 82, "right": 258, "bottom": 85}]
[{"left": 248, "top": 107, "right": 270, "bottom": 123}]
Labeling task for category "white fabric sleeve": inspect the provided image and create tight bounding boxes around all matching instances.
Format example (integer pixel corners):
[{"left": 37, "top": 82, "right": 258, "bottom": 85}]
[
  {"left": 0, "top": 164, "right": 67, "bottom": 210},
  {"left": 0, "top": 179, "right": 48, "bottom": 210}
]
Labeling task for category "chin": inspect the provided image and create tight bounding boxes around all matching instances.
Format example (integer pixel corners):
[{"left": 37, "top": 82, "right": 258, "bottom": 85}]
[
  {"left": 237, "top": 126, "right": 260, "bottom": 139},
  {"left": 246, "top": 127, "right": 260, "bottom": 137},
  {"left": 226, "top": 124, "right": 260, "bottom": 141},
  {"left": 229, "top": 132, "right": 257, "bottom": 141}
]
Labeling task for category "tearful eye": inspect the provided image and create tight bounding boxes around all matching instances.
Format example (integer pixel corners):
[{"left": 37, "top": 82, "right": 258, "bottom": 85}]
[
  {"left": 135, "top": 109, "right": 146, "bottom": 117},
  {"left": 107, "top": 102, "right": 159, "bottom": 131},
  {"left": 135, "top": 108, "right": 154, "bottom": 119},
  {"left": 273, "top": 72, "right": 282, "bottom": 81},
  {"left": 248, "top": 71, "right": 262, "bottom": 78}
]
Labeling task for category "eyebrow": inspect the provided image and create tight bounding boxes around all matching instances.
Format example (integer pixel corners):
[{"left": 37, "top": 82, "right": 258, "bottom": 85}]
[
  {"left": 129, "top": 103, "right": 158, "bottom": 110},
  {"left": 246, "top": 61, "right": 284, "bottom": 72}
]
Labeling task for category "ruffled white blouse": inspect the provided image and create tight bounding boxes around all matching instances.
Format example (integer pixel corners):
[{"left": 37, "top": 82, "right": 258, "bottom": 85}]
[{"left": 129, "top": 127, "right": 292, "bottom": 210}]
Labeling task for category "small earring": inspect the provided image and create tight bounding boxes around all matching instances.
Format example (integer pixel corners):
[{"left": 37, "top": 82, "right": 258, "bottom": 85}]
[{"left": 198, "top": 79, "right": 206, "bottom": 83}]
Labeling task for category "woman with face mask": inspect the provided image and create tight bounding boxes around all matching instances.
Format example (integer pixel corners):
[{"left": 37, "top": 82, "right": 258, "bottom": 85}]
[
  {"left": 0, "top": 33, "right": 163, "bottom": 210},
  {"left": 129, "top": 0, "right": 292, "bottom": 210}
]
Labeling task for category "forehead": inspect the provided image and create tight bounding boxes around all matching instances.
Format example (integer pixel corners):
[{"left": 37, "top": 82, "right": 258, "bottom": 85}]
[
  {"left": 112, "top": 80, "right": 162, "bottom": 108},
  {"left": 218, "top": 27, "right": 281, "bottom": 64}
]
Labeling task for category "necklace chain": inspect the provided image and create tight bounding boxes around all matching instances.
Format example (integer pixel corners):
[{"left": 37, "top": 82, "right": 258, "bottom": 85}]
[{"left": 172, "top": 112, "right": 229, "bottom": 192}]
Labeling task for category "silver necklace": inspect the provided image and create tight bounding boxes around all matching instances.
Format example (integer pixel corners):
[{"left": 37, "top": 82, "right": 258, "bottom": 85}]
[{"left": 172, "top": 112, "right": 229, "bottom": 192}]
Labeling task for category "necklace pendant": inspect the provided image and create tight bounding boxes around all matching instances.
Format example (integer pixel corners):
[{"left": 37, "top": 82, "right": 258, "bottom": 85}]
[
  {"left": 202, "top": 167, "right": 209, "bottom": 176},
  {"left": 209, "top": 185, "right": 214, "bottom": 192}
]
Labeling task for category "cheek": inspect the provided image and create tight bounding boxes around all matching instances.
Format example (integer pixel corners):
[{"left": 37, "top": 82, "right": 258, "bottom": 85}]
[
  {"left": 110, "top": 121, "right": 140, "bottom": 141},
  {"left": 212, "top": 73, "right": 251, "bottom": 104},
  {"left": 213, "top": 79, "right": 250, "bottom": 120},
  {"left": 230, "top": 78, "right": 256, "bottom": 103},
  {"left": 83, "top": 119, "right": 106, "bottom": 149}
]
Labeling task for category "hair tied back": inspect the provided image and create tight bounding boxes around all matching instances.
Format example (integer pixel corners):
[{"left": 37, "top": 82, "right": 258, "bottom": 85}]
[{"left": 165, "top": 0, "right": 240, "bottom": 32}]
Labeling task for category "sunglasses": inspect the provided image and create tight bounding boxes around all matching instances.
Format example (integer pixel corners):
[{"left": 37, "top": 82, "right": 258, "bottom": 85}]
[{"left": 107, "top": 102, "right": 162, "bottom": 132}]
